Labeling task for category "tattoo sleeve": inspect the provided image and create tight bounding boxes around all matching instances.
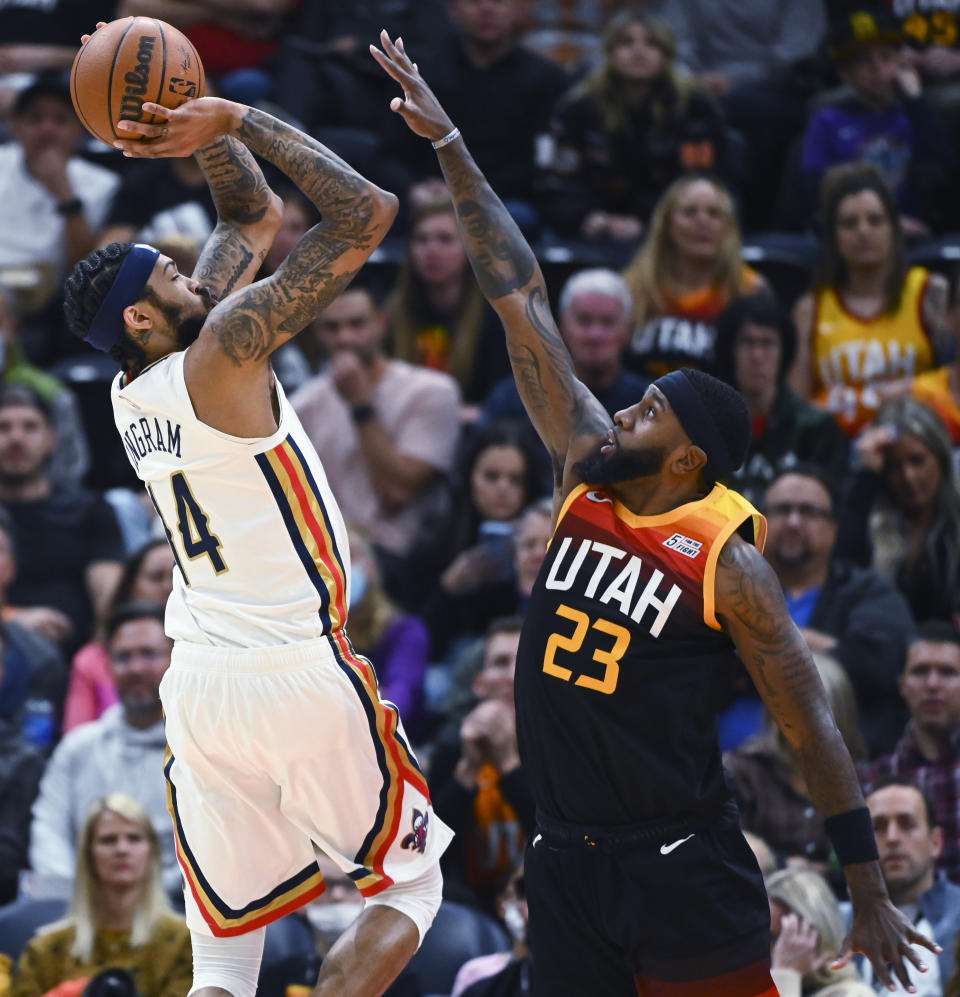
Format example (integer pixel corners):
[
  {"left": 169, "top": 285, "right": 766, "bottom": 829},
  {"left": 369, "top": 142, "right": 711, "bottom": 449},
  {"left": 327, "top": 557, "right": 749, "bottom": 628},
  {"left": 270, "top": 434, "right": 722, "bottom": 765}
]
[
  {"left": 716, "top": 539, "right": 868, "bottom": 819},
  {"left": 203, "top": 108, "right": 395, "bottom": 365},
  {"left": 195, "top": 135, "right": 272, "bottom": 226},
  {"left": 435, "top": 141, "right": 610, "bottom": 463}
]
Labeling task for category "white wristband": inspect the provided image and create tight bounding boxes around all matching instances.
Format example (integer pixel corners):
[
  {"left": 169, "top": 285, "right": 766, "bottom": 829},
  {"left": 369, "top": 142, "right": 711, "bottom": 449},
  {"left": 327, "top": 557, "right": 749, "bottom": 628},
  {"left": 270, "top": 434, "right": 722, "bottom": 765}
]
[{"left": 431, "top": 127, "right": 460, "bottom": 150}]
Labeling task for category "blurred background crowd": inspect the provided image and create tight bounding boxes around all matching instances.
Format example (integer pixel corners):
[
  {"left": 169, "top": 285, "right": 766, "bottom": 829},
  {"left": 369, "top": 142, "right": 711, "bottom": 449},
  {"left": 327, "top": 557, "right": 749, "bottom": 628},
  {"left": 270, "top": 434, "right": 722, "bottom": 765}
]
[{"left": 3, "top": 1, "right": 960, "bottom": 995}]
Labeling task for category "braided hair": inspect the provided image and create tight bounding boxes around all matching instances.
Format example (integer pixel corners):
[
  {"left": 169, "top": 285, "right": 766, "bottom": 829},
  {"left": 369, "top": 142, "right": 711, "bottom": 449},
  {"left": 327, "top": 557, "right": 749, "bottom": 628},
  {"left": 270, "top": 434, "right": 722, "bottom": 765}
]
[{"left": 63, "top": 242, "right": 148, "bottom": 376}]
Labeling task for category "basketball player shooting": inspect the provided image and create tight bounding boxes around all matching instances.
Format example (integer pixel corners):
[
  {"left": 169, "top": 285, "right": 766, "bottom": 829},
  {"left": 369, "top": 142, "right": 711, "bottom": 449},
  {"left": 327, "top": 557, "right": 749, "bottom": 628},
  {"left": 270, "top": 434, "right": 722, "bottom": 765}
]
[
  {"left": 60, "top": 25, "right": 452, "bottom": 997},
  {"left": 372, "top": 31, "right": 938, "bottom": 997}
]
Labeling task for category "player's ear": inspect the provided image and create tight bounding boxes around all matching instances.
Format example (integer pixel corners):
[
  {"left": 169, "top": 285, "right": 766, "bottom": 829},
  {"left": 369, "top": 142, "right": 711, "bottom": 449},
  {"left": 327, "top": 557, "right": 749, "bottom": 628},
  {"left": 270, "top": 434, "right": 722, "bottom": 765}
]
[
  {"left": 674, "top": 443, "right": 708, "bottom": 477},
  {"left": 123, "top": 301, "right": 154, "bottom": 331}
]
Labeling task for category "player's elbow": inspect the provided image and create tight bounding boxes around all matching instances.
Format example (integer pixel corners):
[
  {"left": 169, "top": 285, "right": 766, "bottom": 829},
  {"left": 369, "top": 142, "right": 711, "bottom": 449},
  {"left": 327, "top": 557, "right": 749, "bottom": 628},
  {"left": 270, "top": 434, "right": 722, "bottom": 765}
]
[
  {"left": 263, "top": 190, "right": 285, "bottom": 234},
  {"left": 370, "top": 188, "right": 400, "bottom": 230}
]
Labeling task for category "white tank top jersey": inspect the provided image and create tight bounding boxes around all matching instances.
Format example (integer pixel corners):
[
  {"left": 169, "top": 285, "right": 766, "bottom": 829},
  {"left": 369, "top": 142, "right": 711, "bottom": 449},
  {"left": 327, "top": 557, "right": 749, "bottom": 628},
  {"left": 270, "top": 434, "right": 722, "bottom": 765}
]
[{"left": 111, "top": 351, "right": 351, "bottom": 647}]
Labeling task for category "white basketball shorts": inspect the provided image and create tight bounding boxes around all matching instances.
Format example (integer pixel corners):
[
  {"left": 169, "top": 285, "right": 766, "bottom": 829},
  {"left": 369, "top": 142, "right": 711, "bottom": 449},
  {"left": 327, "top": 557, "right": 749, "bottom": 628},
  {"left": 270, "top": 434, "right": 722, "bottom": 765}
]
[{"left": 159, "top": 631, "right": 452, "bottom": 937}]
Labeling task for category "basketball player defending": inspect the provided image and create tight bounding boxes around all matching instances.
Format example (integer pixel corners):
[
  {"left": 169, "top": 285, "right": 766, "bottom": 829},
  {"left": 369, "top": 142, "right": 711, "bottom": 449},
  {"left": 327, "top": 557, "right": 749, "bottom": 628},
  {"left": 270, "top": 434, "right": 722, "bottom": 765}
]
[
  {"left": 373, "top": 32, "right": 937, "bottom": 997},
  {"left": 62, "top": 39, "right": 451, "bottom": 997}
]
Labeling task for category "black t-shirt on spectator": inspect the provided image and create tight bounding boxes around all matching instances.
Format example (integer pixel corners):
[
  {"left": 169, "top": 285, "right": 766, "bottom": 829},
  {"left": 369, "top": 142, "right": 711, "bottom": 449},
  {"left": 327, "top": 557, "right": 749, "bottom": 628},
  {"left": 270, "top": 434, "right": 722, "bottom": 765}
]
[
  {"left": 399, "top": 36, "right": 570, "bottom": 201},
  {"left": 4, "top": 489, "right": 124, "bottom": 651}
]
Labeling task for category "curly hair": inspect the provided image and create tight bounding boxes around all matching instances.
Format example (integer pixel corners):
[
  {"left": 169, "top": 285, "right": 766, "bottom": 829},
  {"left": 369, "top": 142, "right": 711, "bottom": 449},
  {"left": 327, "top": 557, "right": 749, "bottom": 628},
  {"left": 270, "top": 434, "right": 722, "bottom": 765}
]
[{"left": 63, "top": 242, "right": 148, "bottom": 375}]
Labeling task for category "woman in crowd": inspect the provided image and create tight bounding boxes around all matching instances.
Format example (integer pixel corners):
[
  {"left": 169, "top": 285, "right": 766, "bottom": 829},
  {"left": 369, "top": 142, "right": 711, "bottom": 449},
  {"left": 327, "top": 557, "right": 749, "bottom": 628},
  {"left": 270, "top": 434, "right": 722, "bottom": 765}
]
[
  {"left": 405, "top": 422, "right": 545, "bottom": 661},
  {"left": 538, "top": 9, "right": 728, "bottom": 243},
  {"left": 837, "top": 397, "right": 960, "bottom": 623},
  {"left": 765, "top": 868, "right": 875, "bottom": 997},
  {"left": 385, "top": 195, "right": 510, "bottom": 415},
  {"left": 10, "top": 794, "right": 191, "bottom": 997},
  {"left": 346, "top": 529, "right": 430, "bottom": 744},
  {"left": 790, "top": 163, "right": 948, "bottom": 438},
  {"left": 724, "top": 653, "right": 867, "bottom": 872},
  {"left": 62, "top": 539, "right": 174, "bottom": 732},
  {"left": 621, "top": 173, "right": 766, "bottom": 379},
  {"left": 713, "top": 292, "right": 848, "bottom": 506}
]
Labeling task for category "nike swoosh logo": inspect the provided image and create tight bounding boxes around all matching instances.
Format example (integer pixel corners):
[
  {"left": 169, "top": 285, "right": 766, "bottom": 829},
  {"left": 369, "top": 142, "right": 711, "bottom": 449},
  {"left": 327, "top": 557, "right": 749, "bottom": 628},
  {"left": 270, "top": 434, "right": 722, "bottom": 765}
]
[
  {"left": 659, "top": 833, "right": 695, "bottom": 855},
  {"left": 586, "top": 490, "right": 613, "bottom": 504}
]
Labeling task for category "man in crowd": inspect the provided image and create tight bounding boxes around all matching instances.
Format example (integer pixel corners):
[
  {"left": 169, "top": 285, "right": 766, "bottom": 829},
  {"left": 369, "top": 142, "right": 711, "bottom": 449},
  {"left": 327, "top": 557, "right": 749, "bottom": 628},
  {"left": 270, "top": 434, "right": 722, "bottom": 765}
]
[
  {"left": 0, "top": 384, "right": 124, "bottom": 653},
  {"left": 762, "top": 464, "right": 915, "bottom": 757},
  {"left": 0, "top": 504, "right": 67, "bottom": 753},
  {"left": 28, "top": 603, "right": 179, "bottom": 893},
  {"left": 862, "top": 621, "right": 960, "bottom": 885},
  {"left": 291, "top": 282, "right": 461, "bottom": 590},
  {"left": 0, "top": 284, "right": 90, "bottom": 488},
  {"left": 859, "top": 777, "right": 960, "bottom": 993},
  {"left": 430, "top": 616, "right": 533, "bottom": 916},
  {"left": 0, "top": 77, "right": 118, "bottom": 316},
  {"left": 481, "top": 268, "right": 649, "bottom": 487}
]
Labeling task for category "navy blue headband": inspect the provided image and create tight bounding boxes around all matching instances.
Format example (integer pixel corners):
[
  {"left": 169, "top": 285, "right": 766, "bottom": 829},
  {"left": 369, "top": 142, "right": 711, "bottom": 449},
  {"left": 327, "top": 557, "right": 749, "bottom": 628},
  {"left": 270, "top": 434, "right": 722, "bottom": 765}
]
[
  {"left": 84, "top": 244, "right": 160, "bottom": 353},
  {"left": 654, "top": 370, "right": 735, "bottom": 481}
]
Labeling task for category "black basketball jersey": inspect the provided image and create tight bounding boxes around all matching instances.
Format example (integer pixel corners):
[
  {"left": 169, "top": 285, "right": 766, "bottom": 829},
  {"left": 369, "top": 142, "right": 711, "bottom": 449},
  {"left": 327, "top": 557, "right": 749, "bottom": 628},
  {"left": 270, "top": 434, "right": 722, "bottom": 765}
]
[{"left": 515, "top": 482, "right": 766, "bottom": 827}]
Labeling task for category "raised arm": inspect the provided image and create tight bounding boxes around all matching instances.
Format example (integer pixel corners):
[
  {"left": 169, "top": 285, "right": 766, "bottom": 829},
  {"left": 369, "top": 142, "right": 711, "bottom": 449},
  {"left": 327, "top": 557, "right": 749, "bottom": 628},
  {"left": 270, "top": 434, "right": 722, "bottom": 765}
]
[
  {"left": 715, "top": 535, "right": 938, "bottom": 992},
  {"left": 371, "top": 33, "right": 610, "bottom": 490},
  {"left": 189, "top": 134, "right": 283, "bottom": 301}
]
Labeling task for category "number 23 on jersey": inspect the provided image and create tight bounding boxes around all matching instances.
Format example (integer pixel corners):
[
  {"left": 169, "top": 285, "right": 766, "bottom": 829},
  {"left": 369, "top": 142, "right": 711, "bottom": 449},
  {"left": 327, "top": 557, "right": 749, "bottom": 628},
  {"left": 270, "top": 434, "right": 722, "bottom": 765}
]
[{"left": 543, "top": 604, "right": 631, "bottom": 695}]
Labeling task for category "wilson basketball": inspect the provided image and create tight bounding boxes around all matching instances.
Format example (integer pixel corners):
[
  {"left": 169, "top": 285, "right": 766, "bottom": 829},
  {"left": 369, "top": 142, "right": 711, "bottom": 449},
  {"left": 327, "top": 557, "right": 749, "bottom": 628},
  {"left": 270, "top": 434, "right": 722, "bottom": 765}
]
[{"left": 70, "top": 16, "right": 205, "bottom": 146}]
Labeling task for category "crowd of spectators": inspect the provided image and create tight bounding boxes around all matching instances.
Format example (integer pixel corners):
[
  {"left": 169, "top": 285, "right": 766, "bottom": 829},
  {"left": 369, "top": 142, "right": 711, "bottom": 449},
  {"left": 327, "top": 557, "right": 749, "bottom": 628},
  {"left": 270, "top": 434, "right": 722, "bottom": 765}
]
[{"left": 5, "top": 1, "right": 960, "bottom": 996}]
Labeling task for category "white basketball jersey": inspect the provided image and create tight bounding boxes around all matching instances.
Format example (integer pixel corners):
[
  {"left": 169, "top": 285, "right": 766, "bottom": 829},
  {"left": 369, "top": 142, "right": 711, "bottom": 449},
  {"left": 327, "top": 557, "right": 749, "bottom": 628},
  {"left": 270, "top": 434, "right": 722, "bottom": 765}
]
[{"left": 111, "top": 351, "right": 351, "bottom": 647}]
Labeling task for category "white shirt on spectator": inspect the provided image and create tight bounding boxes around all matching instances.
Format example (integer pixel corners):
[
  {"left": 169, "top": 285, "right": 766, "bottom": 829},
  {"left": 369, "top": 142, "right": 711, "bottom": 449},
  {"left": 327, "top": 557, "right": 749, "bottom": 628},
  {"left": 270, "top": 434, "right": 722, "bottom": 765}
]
[{"left": 0, "top": 143, "right": 119, "bottom": 278}]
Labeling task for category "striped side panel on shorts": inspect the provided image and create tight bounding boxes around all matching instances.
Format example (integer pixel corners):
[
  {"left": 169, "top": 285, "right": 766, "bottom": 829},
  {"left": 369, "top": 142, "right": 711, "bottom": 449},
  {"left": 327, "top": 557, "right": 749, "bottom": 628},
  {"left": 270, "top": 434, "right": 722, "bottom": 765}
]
[{"left": 331, "top": 630, "right": 431, "bottom": 897}]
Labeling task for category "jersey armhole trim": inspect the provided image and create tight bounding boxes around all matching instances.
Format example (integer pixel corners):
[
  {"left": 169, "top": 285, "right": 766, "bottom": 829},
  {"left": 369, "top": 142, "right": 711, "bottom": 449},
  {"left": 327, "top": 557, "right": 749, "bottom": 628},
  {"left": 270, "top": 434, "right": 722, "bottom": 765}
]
[
  {"left": 551, "top": 483, "right": 589, "bottom": 544},
  {"left": 702, "top": 509, "right": 765, "bottom": 631}
]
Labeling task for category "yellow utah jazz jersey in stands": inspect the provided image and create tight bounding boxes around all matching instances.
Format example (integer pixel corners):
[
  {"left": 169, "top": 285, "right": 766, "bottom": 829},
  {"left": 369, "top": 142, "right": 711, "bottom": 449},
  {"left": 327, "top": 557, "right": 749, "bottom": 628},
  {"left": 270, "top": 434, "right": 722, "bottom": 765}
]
[
  {"left": 111, "top": 351, "right": 350, "bottom": 646},
  {"left": 515, "top": 483, "right": 765, "bottom": 827},
  {"left": 812, "top": 266, "right": 934, "bottom": 435}
]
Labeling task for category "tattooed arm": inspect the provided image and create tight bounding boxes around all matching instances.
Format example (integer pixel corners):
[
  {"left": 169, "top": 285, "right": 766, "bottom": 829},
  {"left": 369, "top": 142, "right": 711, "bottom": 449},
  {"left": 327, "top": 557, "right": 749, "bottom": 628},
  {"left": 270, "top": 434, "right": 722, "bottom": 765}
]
[
  {"left": 371, "top": 33, "right": 610, "bottom": 493},
  {"left": 190, "top": 135, "right": 283, "bottom": 302},
  {"left": 716, "top": 535, "right": 937, "bottom": 991}
]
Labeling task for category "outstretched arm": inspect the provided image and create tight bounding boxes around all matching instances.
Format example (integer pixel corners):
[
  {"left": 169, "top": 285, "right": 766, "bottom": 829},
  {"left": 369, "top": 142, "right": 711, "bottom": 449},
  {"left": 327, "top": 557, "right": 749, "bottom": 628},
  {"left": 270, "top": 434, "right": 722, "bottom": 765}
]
[
  {"left": 715, "top": 535, "right": 938, "bottom": 992},
  {"left": 371, "top": 32, "right": 610, "bottom": 492}
]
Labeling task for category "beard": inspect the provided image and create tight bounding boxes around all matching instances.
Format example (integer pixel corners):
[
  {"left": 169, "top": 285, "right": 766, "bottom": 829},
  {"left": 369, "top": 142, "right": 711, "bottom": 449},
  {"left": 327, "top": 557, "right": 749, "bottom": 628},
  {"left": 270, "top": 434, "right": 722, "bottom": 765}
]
[
  {"left": 573, "top": 444, "right": 666, "bottom": 485},
  {"left": 177, "top": 311, "right": 206, "bottom": 349}
]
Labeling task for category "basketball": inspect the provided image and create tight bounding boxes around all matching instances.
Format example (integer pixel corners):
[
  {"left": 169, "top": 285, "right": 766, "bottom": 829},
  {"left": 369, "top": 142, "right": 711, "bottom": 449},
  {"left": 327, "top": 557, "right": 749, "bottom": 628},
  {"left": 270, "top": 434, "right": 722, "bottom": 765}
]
[{"left": 69, "top": 16, "right": 205, "bottom": 146}]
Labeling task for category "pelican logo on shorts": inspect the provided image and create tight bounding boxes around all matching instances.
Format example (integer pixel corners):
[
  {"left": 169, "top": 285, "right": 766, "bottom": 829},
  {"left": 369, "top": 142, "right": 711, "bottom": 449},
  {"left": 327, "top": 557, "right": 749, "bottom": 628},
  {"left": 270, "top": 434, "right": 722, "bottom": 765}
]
[
  {"left": 662, "top": 533, "right": 703, "bottom": 559},
  {"left": 401, "top": 809, "right": 429, "bottom": 854}
]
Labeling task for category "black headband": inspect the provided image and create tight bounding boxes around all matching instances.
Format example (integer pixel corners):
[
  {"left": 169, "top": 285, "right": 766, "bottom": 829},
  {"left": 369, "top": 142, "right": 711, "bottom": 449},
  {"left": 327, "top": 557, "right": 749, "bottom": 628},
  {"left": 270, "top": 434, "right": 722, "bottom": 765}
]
[{"left": 654, "top": 370, "right": 735, "bottom": 481}]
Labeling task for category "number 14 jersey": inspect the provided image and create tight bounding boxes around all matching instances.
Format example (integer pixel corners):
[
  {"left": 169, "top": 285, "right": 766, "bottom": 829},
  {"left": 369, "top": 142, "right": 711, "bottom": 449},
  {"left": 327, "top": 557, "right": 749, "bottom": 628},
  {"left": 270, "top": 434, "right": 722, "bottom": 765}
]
[
  {"left": 515, "top": 482, "right": 766, "bottom": 827},
  {"left": 111, "top": 351, "right": 351, "bottom": 647}
]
